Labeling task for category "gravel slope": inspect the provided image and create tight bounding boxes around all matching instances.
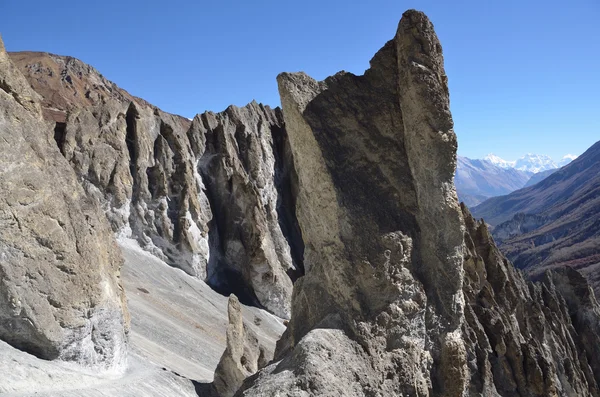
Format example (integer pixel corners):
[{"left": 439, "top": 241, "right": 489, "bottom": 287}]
[{"left": 0, "top": 238, "right": 285, "bottom": 396}]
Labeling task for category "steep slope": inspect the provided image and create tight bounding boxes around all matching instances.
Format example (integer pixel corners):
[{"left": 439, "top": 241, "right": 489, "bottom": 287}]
[
  {"left": 455, "top": 156, "right": 531, "bottom": 206},
  {"left": 524, "top": 167, "right": 557, "bottom": 187},
  {"left": 1, "top": 236, "right": 285, "bottom": 396},
  {"left": 9, "top": 50, "right": 302, "bottom": 318},
  {"left": 472, "top": 140, "right": 600, "bottom": 292},
  {"left": 460, "top": 206, "right": 600, "bottom": 396},
  {"left": 236, "top": 10, "right": 600, "bottom": 396},
  {"left": 0, "top": 37, "right": 128, "bottom": 369}
]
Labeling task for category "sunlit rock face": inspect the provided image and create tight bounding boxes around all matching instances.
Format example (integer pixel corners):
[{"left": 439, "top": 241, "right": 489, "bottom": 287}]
[
  {"left": 0, "top": 36, "right": 128, "bottom": 370},
  {"left": 239, "top": 9, "right": 469, "bottom": 396},
  {"left": 9, "top": 50, "right": 303, "bottom": 319},
  {"left": 236, "top": 10, "right": 600, "bottom": 397}
]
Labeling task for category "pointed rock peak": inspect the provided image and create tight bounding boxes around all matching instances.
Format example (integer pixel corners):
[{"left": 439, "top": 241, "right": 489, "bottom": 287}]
[
  {"left": 227, "top": 294, "right": 242, "bottom": 326},
  {"left": 0, "top": 34, "right": 5, "bottom": 54},
  {"left": 397, "top": 9, "right": 444, "bottom": 70},
  {"left": 213, "top": 294, "right": 271, "bottom": 397}
]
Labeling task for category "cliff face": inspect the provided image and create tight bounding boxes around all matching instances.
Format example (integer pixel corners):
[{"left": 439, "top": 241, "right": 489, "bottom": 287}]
[
  {"left": 236, "top": 10, "right": 600, "bottom": 397},
  {"left": 0, "top": 37, "right": 128, "bottom": 370},
  {"left": 8, "top": 50, "right": 302, "bottom": 318},
  {"left": 240, "top": 10, "right": 467, "bottom": 396}
]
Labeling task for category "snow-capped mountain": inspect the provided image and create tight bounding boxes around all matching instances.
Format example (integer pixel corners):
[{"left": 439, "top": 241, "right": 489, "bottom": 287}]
[
  {"left": 484, "top": 153, "right": 575, "bottom": 173},
  {"left": 457, "top": 152, "right": 578, "bottom": 206},
  {"left": 559, "top": 154, "right": 578, "bottom": 167},
  {"left": 513, "top": 153, "right": 558, "bottom": 173},
  {"left": 455, "top": 156, "right": 531, "bottom": 206},
  {"left": 484, "top": 153, "right": 515, "bottom": 169}
]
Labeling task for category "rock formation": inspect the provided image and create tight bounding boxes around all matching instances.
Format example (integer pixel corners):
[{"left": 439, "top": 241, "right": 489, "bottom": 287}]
[
  {"left": 462, "top": 205, "right": 600, "bottom": 396},
  {"left": 240, "top": 10, "right": 468, "bottom": 396},
  {"left": 0, "top": 36, "right": 128, "bottom": 369},
  {"left": 213, "top": 295, "right": 271, "bottom": 397},
  {"left": 191, "top": 103, "right": 301, "bottom": 317},
  {"left": 236, "top": 10, "right": 600, "bottom": 397},
  {"left": 3, "top": 8, "right": 600, "bottom": 397},
  {"left": 9, "top": 50, "right": 303, "bottom": 318}
]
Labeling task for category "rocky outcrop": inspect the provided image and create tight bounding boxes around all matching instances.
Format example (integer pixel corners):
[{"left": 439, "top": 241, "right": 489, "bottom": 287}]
[
  {"left": 237, "top": 10, "right": 600, "bottom": 397},
  {"left": 10, "top": 51, "right": 302, "bottom": 318},
  {"left": 66, "top": 100, "right": 213, "bottom": 279},
  {"left": 213, "top": 295, "right": 271, "bottom": 397},
  {"left": 191, "top": 103, "right": 301, "bottom": 317},
  {"left": 239, "top": 10, "right": 468, "bottom": 396},
  {"left": 0, "top": 37, "right": 128, "bottom": 369},
  {"left": 462, "top": 205, "right": 600, "bottom": 396}
]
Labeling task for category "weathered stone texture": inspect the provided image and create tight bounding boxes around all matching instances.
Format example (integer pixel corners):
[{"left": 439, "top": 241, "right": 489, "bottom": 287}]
[
  {"left": 0, "top": 36, "right": 128, "bottom": 370},
  {"left": 237, "top": 9, "right": 600, "bottom": 397},
  {"left": 10, "top": 50, "right": 302, "bottom": 318},
  {"left": 240, "top": 9, "right": 467, "bottom": 397},
  {"left": 213, "top": 294, "right": 271, "bottom": 397}
]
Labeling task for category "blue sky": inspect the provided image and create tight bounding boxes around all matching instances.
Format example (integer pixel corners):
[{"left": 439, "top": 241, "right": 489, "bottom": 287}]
[{"left": 2, "top": 0, "right": 598, "bottom": 161}]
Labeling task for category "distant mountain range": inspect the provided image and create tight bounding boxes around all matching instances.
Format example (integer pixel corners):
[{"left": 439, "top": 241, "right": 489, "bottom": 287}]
[
  {"left": 455, "top": 153, "right": 576, "bottom": 206},
  {"left": 472, "top": 140, "right": 600, "bottom": 294},
  {"left": 455, "top": 157, "right": 531, "bottom": 206},
  {"left": 484, "top": 153, "right": 577, "bottom": 173}
]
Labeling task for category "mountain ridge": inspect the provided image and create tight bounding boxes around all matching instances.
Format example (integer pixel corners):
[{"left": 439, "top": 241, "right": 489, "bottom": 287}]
[{"left": 472, "top": 139, "right": 600, "bottom": 294}]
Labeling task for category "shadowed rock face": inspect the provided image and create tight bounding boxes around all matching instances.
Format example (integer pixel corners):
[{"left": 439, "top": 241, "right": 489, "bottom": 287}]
[
  {"left": 0, "top": 37, "right": 128, "bottom": 370},
  {"left": 239, "top": 9, "right": 468, "bottom": 396},
  {"left": 9, "top": 50, "right": 302, "bottom": 318},
  {"left": 191, "top": 104, "right": 301, "bottom": 317},
  {"left": 236, "top": 10, "right": 600, "bottom": 397}
]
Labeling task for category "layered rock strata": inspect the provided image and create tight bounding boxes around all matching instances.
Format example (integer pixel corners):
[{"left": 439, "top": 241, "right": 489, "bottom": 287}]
[{"left": 0, "top": 36, "right": 128, "bottom": 369}]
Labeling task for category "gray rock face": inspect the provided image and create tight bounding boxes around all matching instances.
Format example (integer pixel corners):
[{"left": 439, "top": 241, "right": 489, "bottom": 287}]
[
  {"left": 192, "top": 103, "right": 301, "bottom": 318},
  {"left": 213, "top": 295, "right": 271, "bottom": 397},
  {"left": 238, "top": 10, "right": 600, "bottom": 397},
  {"left": 10, "top": 50, "right": 301, "bottom": 318},
  {"left": 240, "top": 10, "right": 468, "bottom": 396},
  {"left": 0, "top": 37, "right": 128, "bottom": 369},
  {"left": 57, "top": 99, "right": 211, "bottom": 280}
]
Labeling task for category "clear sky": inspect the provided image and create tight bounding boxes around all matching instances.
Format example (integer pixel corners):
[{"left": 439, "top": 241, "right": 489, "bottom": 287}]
[{"left": 2, "top": 0, "right": 598, "bottom": 161}]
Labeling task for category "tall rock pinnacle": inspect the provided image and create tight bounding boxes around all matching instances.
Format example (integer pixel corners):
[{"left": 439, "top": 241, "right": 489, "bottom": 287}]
[
  {"left": 236, "top": 10, "right": 600, "bottom": 397},
  {"left": 239, "top": 9, "right": 467, "bottom": 396}
]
